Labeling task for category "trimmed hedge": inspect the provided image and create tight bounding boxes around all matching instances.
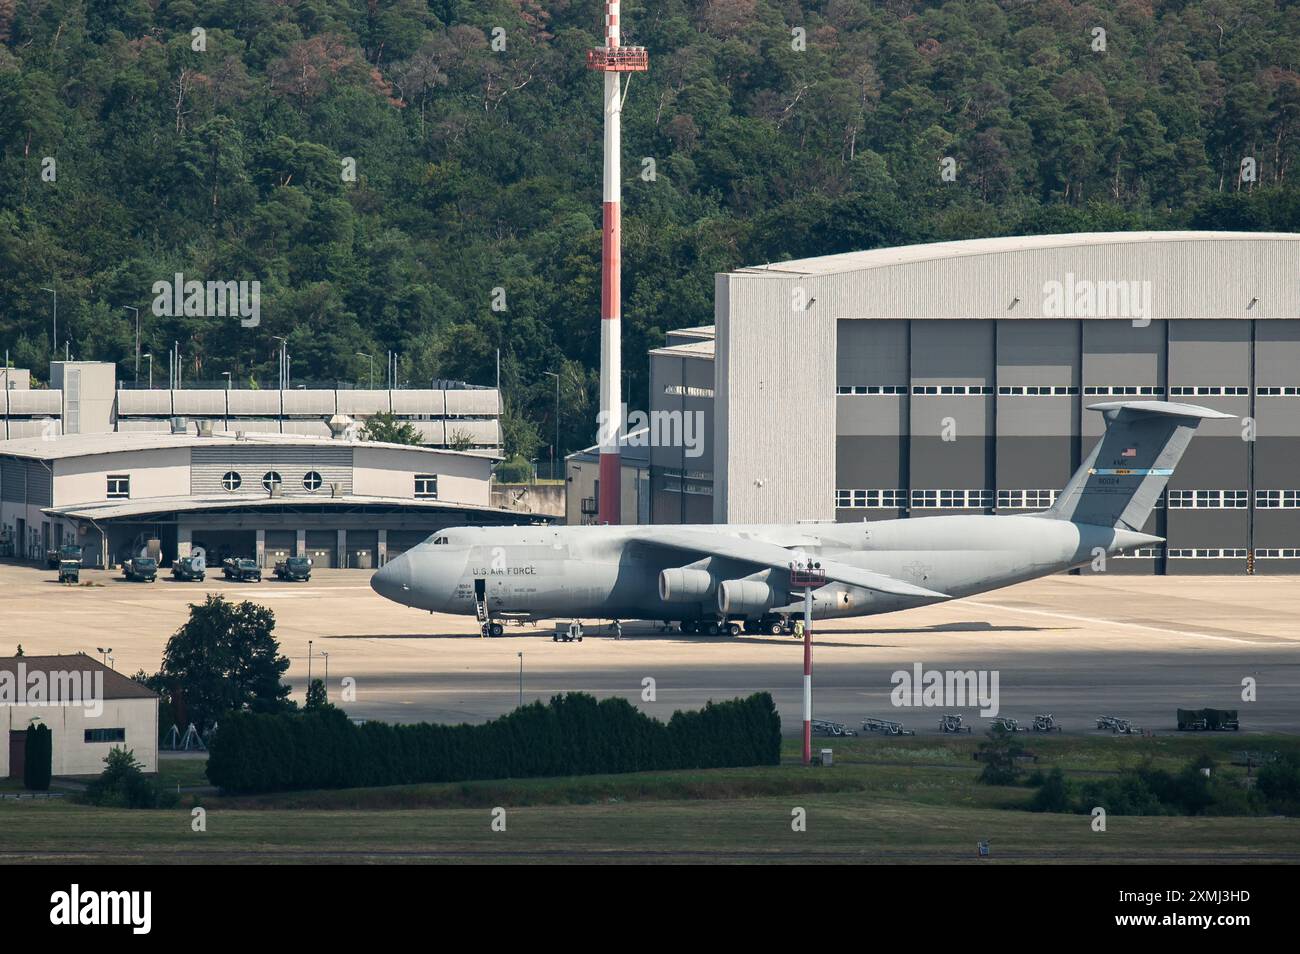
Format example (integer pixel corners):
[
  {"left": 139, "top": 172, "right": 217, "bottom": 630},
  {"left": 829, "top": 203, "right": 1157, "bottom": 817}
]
[
  {"left": 208, "top": 692, "right": 782, "bottom": 794},
  {"left": 24, "top": 723, "right": 52, "bottom": 791}
]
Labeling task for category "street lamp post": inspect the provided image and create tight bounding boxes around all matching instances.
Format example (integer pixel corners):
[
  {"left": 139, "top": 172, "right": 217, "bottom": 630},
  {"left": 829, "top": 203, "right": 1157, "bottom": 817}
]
[
  {"left": 143, "top": 353, "right": 153, "bottom": 389},
  {"left": 221, "top": 371, "right": 232, "bottom": 390},
  {"left": 322, "top": 651, "right": 329, "bottom": 701},
  {"left": 517, "top": 652, "right": 524, "bottom": 708},
  {"left": 357, "top": 352, "right": 373, "bottom": 389}
]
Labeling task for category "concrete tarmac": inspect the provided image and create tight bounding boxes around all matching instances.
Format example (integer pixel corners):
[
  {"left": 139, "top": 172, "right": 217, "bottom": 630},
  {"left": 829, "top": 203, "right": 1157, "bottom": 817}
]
[{"left": 3, "top": 562, "right": 1297, "bottom": 736}]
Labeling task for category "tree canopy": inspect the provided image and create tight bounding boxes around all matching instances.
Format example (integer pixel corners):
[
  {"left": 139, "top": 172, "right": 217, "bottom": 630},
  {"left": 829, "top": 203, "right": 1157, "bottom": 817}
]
[{"left": 2, "top": 1, "right": 1298, "bottom": 458}]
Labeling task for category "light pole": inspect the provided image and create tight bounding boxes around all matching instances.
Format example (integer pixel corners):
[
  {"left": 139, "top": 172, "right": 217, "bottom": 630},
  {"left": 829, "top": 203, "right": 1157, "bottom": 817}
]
[
  {"left": 221, "top": 371, "right": 232, "bottom": 390},
  {"left": 143, "top": 353, "right": 153, "bottom": 389},
  {"left": 40, "top": 287, "right": 57, "bottom": 355},
  {"left": 96, "top": 647, "right": 112, "bottom": 666},
  {"left": 356, "top": 352, "right": 373, "bottom": 389},
  {"left": 308, "top": 638, "right": 313, "bottom": 696},
  {"left": 124, "top": 306, "right": 140, "bottom": 382},
  {"left": 544, "top": 371, "right": 560, "bottom": 479},
  {"left": 517, "top": 652, "right": 523, "bottom": 708},
  {"left": 321, "top": 651, "right": 329, "bottom": 701}
]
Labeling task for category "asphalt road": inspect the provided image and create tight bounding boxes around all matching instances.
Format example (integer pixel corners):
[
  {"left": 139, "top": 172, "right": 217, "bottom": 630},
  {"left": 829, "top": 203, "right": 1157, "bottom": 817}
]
[{"left": 4, "top": 562, "right": 1297, "bottom": 736}]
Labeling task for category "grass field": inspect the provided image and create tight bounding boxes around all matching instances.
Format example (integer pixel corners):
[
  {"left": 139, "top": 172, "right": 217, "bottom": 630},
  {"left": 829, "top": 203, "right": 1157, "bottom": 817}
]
[{"left": 2, "top": 735, "right": 1297, "bottom": 863}]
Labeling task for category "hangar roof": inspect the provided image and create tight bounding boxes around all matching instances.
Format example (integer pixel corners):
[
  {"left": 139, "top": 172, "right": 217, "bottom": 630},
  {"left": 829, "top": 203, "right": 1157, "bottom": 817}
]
[
  {"left": 0, "top": 431, "right": 492, "bottom": 463},
  {"left": 648, "top": 339, "right": 716, "bottom": 360},
  {"left": 44, "top": 495, "right": 519, "bottom": 522},
  {"left": 733, "top": 231, "right": 1300, "bottom": 277},
  {"left": 0, "top": 654, "right": 158, "bottom": 700}
]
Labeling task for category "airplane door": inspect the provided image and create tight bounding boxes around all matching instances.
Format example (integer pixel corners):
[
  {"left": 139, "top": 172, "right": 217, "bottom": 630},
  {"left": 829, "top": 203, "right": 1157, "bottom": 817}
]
[{"left": 474, "top": 578, "right": 486, "bottom": 601}]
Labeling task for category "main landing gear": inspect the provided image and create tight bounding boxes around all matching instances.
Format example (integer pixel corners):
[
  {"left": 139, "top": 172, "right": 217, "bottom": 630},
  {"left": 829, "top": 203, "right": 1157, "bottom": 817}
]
[
  {"left": 676, "top": 615, "right": 790, "bottom": 637},
  {"left": 480, "top": 621, "right": 504, "bottom": 637}
]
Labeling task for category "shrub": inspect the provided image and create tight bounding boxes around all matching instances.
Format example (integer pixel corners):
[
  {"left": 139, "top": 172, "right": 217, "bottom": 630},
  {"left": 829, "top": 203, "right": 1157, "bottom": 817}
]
[
  {"left": 84, "top": 747, "right": 178, "bottom": 809},
  {"left": 209, "top": 692, "right": 782, "bottom": 794},
  {"left": 23, "top": 723, "right": 52, "bottom": 791},
  {"left": 1028, "top": 767, "right": 1073, "bottom": 813}
]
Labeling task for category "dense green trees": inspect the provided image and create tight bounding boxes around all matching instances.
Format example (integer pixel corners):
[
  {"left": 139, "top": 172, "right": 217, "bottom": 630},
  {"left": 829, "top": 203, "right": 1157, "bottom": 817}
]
[
  {"left": 2, "top": 1, "right": 1299, "bottom": 457},
  {"left": 207, "top": 690, "right": 782, "bottom": 793},
  {"left": 152, "top": 594, "right": 294, "bottom": 731}
]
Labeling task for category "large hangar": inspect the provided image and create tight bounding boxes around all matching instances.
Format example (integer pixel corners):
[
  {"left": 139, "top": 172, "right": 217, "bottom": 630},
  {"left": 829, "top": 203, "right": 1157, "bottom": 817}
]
[{"left": 648, "top": 231, "right": 1300, "bottom": 575}]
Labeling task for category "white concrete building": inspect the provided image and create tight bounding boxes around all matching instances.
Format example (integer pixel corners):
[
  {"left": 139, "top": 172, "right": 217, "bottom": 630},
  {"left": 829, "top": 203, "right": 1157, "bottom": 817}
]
[
  {"left": 0, "top": 430, "right": 538, "bottom": 568},
  {"left": 1, "top": 654, "right": 159, "bottom": 780}
]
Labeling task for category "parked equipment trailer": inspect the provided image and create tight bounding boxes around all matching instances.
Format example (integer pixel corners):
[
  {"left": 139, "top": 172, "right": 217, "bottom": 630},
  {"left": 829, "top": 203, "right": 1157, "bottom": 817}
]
[
  {"left": 862, "top": 717, "right": 915, "bottom": 736},
  {"left": 1032, "top": 713, "right": 1062, "bottom": 732},
  {"left": 939, "top": 714, "right": 973, "bottom": 734},
  {"left": 812, "top": 719, "right": 857, "bottom": 737},
  {"left": 1096, "top": 715, "right": 1136, "bottom": 735}
]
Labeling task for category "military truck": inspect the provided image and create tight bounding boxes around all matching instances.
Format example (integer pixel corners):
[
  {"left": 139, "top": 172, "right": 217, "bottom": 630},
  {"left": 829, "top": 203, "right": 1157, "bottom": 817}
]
[
  {"left": 273, "top": 556, "right": 312, "bottom": 582},
  {"left": 222, "top": 557, "right": 262, "bottom": 582},
  {"left": 171, "top": 553, "right": 206, "bottom": 582},
  {"left": 46, "top": 543, "right": 83, "bottom": 569},
  {"left": 1177, "top": 708, "right": 1240, "bottom": 731},
  {"left": 122, "top": 557, "right": 158, "bottom": 582}
]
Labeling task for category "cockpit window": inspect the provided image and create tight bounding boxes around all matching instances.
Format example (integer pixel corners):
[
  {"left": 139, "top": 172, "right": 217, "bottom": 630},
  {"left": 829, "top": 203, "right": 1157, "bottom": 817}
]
[{"left": 432, "top": 536, "right": 448, "bottom": 545}]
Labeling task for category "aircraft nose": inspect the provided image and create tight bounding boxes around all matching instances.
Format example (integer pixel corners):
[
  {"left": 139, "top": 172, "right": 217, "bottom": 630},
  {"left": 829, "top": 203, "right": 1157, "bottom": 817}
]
[{"left": 370, "top": 552, "right": 413, "bottom": 604}]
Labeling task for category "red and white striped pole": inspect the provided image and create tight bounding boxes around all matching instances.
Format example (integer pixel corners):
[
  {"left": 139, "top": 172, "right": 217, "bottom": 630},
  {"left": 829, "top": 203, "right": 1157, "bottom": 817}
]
[
  {"left": 802, "top": 585, "right": 813, "bottom": 765},
  {"left": 597, "top": 4, "right": 622, "bottom": 526},
  {"left": 588, "top": 2, "right": 646, "bottom": 526}
]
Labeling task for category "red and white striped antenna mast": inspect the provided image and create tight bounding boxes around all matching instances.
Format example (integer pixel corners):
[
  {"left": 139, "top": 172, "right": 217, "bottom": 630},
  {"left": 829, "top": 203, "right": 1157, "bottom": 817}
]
[{"left": 587, "top": 2, "right": 647, "bottom": 526}]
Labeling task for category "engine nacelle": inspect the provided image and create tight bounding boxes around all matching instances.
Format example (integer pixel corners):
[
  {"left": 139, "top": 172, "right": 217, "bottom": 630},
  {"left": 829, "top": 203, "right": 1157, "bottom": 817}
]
[
  {"left": 717, "top": 579, "right": 778, "bottom": 616},
  {"left": 659, "top": 567, "right": 714, "bottom": 603}
]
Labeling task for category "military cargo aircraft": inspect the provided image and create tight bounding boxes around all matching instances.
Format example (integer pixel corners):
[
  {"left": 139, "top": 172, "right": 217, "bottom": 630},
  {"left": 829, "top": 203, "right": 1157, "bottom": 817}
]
[{"left": 371, "top": 401, "right": 1230, "bottom": 636}]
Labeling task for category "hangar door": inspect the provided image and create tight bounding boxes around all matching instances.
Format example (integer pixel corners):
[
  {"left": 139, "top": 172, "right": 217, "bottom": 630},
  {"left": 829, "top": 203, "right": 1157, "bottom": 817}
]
[
  {"left": 264, "top": 531, "right": 296, "bottom": 567},
  {"left": 305, "top": 531, "right": 336, "bottom": 568},
  {"left": 385, "top": 530, "right": 430, "bottom": 562}
]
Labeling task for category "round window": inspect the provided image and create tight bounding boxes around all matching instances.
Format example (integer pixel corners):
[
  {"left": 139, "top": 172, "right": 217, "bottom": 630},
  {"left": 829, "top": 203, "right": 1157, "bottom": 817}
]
[
  {"left": 262, "top": 471, "right": 282, "bottom": 492},
  {"left": 303, "top": 470, "right": 323, "bottom": 492},
  {"left": 221, "top": 471, "right": 242, "bottom": 492}
]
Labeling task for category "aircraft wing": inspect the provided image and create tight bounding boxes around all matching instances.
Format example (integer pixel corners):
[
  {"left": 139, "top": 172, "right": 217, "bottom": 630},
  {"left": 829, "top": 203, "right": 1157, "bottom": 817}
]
[{"left": 638, "top": 528, "right": 950, "bottom": 600}]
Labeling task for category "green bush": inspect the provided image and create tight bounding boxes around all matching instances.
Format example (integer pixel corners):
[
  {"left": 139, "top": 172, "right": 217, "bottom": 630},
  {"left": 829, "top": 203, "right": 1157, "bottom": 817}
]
[
  {"left": 494, "top": 456, "right": 533, "bottom": 483},
  {"left": 1256, "top": 756, "right": 1300, "bottom": 815},
  {"left": 84, "top": 747, "right": 179, "bottom": 809},
  {"left": 1028, "top": 767, "right": 1073, "bottom": 813},
  {"left": 23, "top": 724, "right": 52, "bottom": 791},
  {"left": 209, "top": 692, "right": 782, "bottom": 794}
]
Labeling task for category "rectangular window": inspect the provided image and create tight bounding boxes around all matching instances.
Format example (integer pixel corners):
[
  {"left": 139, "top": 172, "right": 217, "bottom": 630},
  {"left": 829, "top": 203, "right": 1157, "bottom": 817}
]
[
  {"left": 106, "top": 475, "right": 130, "bottom": 499},
  {"left": 414, "top": 475, "right": 438, "bottom": 498},
  {"left": 835, "top": 489, "right": 905, "bottom": 509},
  {"left": 84, "top": 728, "right": 126, "bottom": 743}
]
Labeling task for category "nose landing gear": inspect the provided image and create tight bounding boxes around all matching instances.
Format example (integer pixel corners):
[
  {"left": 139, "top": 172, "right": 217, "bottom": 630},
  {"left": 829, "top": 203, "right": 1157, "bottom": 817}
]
[{"left": 480, "top": 621, "right": 504, "bottom": 637}]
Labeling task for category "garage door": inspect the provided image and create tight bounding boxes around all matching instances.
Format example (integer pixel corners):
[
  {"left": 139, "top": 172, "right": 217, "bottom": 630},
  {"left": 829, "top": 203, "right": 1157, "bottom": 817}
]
[
  {"left": 189, "top": 529, "right": 257, "bottom": 565},
  {"left": 264, "top": 531, "right": 296, "bottom": 567},
  {"left": 385, "top": 530, "right": 431, "bottom": 561},
  {"left": 305, "top": 531, "right": 336, "bottom": 568},
  {"left": 347, "top": 531, "right": 378, "bottom": 570}
]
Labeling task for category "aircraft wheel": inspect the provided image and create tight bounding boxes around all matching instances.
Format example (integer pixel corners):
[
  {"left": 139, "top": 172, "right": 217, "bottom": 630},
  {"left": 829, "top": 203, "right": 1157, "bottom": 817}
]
[
  {"left": 705, "top": 621, "right": 720, "bottom": 636},
  {"left": 727, "top": 622, "right": 742, "bottom": 637},
  {"left": 677, "top": 622, "right": 691, "bottom": 635},
  {"left": 766, "top": 620, "right": 784, "bottom": 636},
  {"left": 489, "top": 622, "right": 504, "bottom": 637}
]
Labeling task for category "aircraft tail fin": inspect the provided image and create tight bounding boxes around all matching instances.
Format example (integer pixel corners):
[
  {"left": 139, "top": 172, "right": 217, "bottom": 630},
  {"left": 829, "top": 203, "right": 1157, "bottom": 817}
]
[{"left": 1043, "top": 401, "right": 1234, "bottom": 531}]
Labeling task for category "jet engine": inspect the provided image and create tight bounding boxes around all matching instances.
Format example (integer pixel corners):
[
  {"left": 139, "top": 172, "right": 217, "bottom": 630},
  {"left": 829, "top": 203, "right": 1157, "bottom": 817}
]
[
  {"left": 716, "top": 579, "right": 779, "bottom": 615},
  {"left": 659, "top": 567, "right": 714, "bottom": 602}
]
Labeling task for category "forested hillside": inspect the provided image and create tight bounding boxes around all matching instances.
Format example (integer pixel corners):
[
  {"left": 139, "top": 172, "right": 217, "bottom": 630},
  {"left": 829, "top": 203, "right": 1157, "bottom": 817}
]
[{"left": 1, "top": 0, "right": 1298, "bottom": 459}]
